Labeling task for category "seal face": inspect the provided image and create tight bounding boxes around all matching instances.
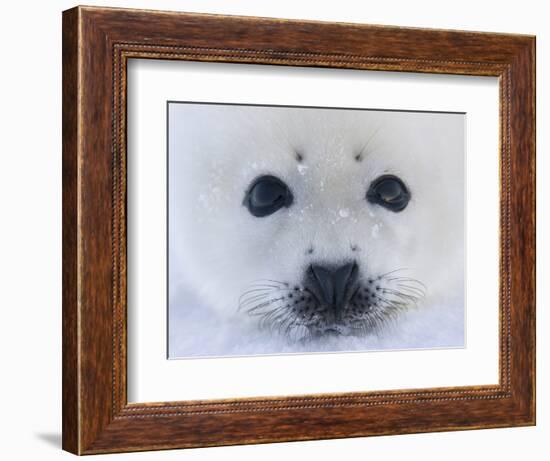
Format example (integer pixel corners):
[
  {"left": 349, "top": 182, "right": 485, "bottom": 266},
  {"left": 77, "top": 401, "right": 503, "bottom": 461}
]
[{"left": 169, "top": 103, "right": 465, "bottom": 345}]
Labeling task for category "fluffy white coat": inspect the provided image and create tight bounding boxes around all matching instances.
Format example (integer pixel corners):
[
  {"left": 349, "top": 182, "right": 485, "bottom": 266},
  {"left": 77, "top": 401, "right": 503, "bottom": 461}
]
[{"left": 168, "top": 104, "right": 464, "bottom": 357}]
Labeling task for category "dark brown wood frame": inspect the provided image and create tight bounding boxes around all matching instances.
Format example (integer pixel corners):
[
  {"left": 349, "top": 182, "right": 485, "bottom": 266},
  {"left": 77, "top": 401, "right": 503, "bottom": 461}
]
[{"left": 62, "top": 5, "right": 536, "bottom": 455}]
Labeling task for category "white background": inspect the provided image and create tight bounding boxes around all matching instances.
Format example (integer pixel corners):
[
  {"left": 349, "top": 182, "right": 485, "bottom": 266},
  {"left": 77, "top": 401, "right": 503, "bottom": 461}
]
[
  {"left": 0, "top": 1, "right": 546, "bottom": 460},
  {"left": 128, "top": 61, "right": 498, "bottom": 402}
]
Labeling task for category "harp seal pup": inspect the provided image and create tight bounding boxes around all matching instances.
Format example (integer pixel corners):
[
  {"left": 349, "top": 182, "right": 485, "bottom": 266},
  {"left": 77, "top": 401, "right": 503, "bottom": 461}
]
[{"left": 169, "top": 104, "right": 464, "bottom": 350}]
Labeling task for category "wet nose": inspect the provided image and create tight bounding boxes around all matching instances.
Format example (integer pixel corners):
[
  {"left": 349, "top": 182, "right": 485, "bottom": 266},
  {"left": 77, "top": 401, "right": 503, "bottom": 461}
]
[{"left": 308, "top": 262, "right": 358, "bottom": 309}]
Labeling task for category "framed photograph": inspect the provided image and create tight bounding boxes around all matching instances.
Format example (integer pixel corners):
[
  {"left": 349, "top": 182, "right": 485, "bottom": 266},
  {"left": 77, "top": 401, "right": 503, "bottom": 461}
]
[{"left": 62, "top": 6, "right": 535, "bottom": 455}]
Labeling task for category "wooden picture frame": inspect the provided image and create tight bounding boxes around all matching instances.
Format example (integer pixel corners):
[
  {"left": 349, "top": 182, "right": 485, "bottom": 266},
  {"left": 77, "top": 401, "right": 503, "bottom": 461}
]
[{"left": 62, "top": 5, "right": 535, "bottom": 455}]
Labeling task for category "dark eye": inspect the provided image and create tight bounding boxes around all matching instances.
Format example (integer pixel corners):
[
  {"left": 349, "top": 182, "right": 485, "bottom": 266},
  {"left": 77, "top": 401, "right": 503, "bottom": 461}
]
[
  {"left": 366, "top": 175, "right": 411, "bottom": 212},
  {"left": 243, "top": 175, "right": 293, "bottom": 217}
]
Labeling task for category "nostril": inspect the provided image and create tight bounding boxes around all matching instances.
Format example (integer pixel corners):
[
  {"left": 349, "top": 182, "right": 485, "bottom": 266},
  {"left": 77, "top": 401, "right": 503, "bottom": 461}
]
[
  {"left": 309, "top": 262, "right": 358, "bottom": 308},
  {"left": 309, "top": 265, "right": 335, "bottom": 306},
  {"left": 333, "top": 262, "right": 357, "bottom": 304}
]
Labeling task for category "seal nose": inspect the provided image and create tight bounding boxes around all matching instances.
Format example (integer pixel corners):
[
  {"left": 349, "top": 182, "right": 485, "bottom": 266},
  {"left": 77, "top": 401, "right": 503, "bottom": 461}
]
[{"left": 309, "top": 262, "right": 358, "bottom": 310}]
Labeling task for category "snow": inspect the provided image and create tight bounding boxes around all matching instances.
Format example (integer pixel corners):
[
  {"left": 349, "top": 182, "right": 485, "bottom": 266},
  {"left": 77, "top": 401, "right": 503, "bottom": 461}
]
[{"left": 168, "top": 282, "right": 464, "bottom": 359}]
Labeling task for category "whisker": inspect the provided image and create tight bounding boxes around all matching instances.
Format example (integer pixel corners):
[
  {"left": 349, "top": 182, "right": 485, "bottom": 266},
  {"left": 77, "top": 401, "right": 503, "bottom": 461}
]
[
  {"left": 238, "top": 294, "right": 272, "bottom": 310},
  {"left": 388, "top": 277, "right": 427, "bottom": 289},
  {"left": 246, "top": 297, "right": 286, "bottom": 315},
  {"left": 239, "top": 291, "right": 271, "bottom": 303},
  {"left": 242, "top": 284, "right": 285, "bottom": 291},
  {"left": 238, "top": 287, "right": 273, "bottom": 299},
  {"left": 379, "top": 268, "right": 411, "bottom": 278},
  {"left": 248, "top": 279, "right": 290, "bottom": 287}
]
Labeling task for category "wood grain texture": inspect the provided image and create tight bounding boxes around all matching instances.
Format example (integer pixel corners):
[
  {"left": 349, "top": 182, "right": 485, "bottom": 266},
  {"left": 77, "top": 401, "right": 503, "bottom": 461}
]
[
  {"left": 62, "top": 5, "right": 536, "bottom": 455},
  {"left": 62, "top": 7, "right": 79, "bottom": 454}
]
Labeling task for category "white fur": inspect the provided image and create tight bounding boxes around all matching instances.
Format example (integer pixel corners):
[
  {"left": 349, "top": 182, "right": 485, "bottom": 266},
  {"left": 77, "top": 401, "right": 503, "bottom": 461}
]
[{"left": 168, "top": 104, "right": 464, "bottom": 357}]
